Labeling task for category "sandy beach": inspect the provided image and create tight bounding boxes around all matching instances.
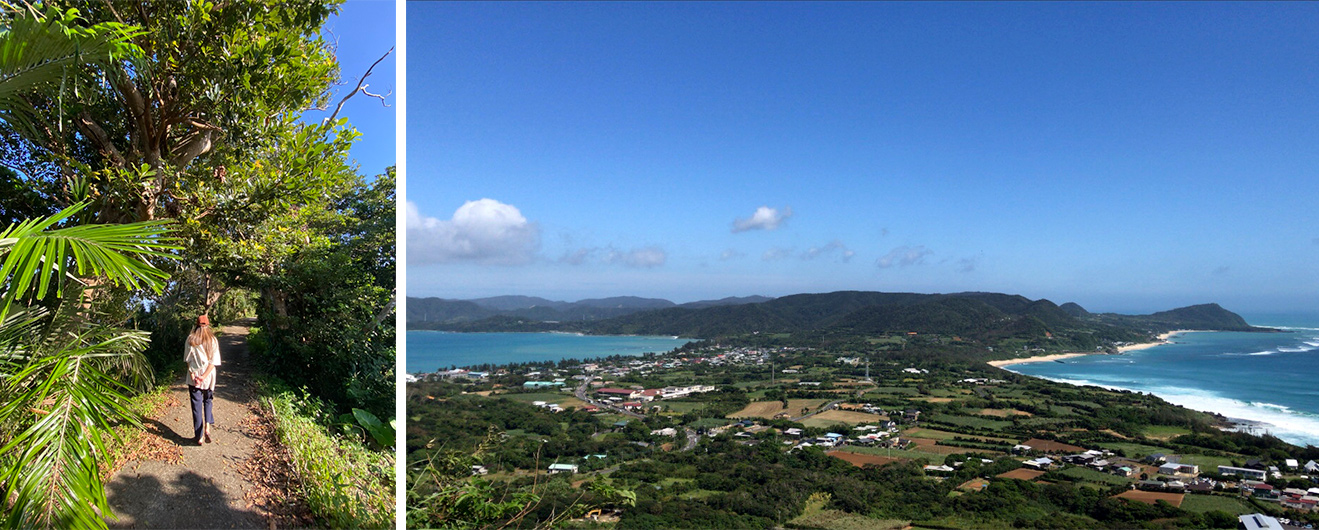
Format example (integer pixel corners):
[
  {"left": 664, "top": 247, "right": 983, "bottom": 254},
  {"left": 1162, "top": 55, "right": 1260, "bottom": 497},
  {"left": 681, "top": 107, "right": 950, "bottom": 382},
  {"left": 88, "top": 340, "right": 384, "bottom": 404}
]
[
  {"left": 987, "top": 352, "right": 1093, "bottom": 367},
  {"left": 1116, "top": 330, "right": 1193, "bottom": 353},
  {"left": 989, "top": 330, "right": 1198, "bottom": 367}
]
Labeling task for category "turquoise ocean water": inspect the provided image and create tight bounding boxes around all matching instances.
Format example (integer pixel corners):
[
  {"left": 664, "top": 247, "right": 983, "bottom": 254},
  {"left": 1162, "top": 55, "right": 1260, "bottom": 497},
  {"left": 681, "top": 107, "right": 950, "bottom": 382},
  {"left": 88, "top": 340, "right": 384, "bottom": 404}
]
[
  {"left": 1010, "top": 313, "right": 1319, "bottom": 447},
  {"left": 406, "top": 331, "right": 693, "bottom": 373}
]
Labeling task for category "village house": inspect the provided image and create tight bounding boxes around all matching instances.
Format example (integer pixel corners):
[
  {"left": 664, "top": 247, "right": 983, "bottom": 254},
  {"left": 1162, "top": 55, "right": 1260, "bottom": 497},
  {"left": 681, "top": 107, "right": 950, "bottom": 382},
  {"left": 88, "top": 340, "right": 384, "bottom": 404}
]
[
  {"left": 548, "top": 463, "right": 579, "bottom": 474},
  {"left": 1159, "top": 462, "right": 1199, "bottom": 476},
  {"left": 1238, "top": 514, "right": 1284, "bottom": 530},
  {"left": 1241, "top": 481, "right": 1280, "bottom": 501},
  {"left": 1220, "top": 465, "right": 1269, "bottom": 481}
]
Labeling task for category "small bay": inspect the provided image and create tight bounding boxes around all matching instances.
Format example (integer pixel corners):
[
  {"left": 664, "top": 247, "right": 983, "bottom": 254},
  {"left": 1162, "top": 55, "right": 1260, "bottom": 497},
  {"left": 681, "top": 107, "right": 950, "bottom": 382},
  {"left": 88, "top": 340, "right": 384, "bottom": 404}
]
[
  {"left": 406, "top": 331, "right": 693, "bottom": 373},
  {"left": 1009, "top": 313, "right": 1319, "bottom": 447}
]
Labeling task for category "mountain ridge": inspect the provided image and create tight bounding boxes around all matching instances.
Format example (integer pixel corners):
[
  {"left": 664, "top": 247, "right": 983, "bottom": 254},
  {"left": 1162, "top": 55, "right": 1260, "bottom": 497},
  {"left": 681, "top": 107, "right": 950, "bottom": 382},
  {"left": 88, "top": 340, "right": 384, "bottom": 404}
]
[{"left": 408, "top": 291, "right": 1271, "bottom": 349}]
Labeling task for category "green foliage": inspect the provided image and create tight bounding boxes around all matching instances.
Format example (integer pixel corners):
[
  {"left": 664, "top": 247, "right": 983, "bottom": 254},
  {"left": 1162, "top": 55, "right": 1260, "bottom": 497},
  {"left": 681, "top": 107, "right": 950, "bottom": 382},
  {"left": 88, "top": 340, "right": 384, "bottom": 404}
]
[
  {"left": 0, "top": 207, "right": 173, "bottom": 527},
  {"left": 0, "top": 5, "right": 143, "bottom": 141},
  {"left": 350, "top": 408, "right": 396, "bottom": 450},
  {"left": 253, "top": 169, "right": 395, "bottom": 420},
  {"left": 0, "top": 201, "right": 176, "bottom": 314},
  {"left": 260, "top": 378, "right": 394, "bottom": 529},
  {"left": 407, "top": 427, "right": 637, "bottom": 529}
]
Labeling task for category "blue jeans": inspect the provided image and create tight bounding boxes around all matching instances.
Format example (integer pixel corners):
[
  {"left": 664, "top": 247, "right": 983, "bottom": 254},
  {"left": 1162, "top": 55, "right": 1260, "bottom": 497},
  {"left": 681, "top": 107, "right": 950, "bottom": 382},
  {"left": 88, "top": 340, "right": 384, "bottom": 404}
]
[{"left": 188, "top": 386, "right": 214, "bottom": 441}]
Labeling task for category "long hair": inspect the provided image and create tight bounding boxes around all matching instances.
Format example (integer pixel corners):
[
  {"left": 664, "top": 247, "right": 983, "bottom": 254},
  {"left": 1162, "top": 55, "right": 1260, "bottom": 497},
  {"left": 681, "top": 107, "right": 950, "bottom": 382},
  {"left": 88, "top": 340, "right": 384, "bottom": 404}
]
[{"left": 187, "top": 323, "right": 216, "bottom": 359}]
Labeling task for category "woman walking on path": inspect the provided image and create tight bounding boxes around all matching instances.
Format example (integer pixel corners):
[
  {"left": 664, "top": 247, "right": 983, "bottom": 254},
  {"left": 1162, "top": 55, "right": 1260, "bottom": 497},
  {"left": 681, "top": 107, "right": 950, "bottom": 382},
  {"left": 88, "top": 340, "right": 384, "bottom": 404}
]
[{"left": 185, "top": 315, "right": 222, "bottom": 445}]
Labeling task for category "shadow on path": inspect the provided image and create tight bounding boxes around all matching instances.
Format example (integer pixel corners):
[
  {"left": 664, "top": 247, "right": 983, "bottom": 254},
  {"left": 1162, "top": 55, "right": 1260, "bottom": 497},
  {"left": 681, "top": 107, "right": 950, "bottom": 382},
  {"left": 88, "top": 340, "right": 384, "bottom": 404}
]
[{"left": 106, "top": 470, "right": 263, "bottom": 529}]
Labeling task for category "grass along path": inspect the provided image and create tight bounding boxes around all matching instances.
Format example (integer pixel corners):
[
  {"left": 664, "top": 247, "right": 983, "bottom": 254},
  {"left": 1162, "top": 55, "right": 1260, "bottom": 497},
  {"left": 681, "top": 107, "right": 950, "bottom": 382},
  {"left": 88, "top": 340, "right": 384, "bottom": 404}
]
[{"left": 104, "top": 319, "right": 310, "bottom": 528}]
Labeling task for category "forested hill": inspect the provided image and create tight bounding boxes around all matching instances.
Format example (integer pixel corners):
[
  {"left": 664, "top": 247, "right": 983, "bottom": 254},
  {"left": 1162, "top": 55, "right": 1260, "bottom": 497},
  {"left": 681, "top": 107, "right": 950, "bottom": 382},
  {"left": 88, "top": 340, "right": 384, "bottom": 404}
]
[
  {"left": 415, "top": 291, "right": 1270, "bottom": 346},
  {"left": 407, "top": 295, "right": 774, "bottom": 325},
  {"left": 1086, "top": 303, "right": 1261, "bottom": 332}
]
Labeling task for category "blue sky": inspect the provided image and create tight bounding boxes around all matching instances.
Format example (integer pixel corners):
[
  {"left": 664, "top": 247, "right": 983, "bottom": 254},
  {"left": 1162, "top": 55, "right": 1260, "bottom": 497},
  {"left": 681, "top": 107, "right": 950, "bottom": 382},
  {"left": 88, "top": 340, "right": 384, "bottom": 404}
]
[
  {"left": 311, "top": 0, "right": 396, "bottom": 177},
  {"left": 406, "top": 2, "right": 1319, "bottom": 313}
]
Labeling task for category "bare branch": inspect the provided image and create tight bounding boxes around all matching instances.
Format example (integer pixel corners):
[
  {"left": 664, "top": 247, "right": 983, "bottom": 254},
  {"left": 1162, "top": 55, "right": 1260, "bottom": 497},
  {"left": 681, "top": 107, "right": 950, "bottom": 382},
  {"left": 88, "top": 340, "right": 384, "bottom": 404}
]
[{"left": 325, "top": 46, "right": 394, "bottom": 124}]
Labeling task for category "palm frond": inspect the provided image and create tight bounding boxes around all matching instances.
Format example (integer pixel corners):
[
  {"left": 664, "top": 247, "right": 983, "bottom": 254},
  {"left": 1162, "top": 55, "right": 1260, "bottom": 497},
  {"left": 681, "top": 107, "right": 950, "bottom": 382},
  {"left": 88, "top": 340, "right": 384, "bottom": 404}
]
[
  {"left": 0, "top": 7, "right": 144, "bottom": 136},
  {"left": 0, "top": 327, "right": 149, "bottom": 528},
  {"left": 0, "top": 201, "right": 179, "bottom": 317}
]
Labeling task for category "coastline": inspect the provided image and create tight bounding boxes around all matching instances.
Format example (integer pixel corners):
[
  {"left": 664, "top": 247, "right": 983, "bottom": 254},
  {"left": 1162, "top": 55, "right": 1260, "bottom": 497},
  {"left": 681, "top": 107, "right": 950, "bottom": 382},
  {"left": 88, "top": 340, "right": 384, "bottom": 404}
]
[
  {"left": 987, "top": 352, "right": 1093, "bottom": 367},
  {"left": 1000, "top": 326, "right": 1319, "bottom": 447},
  {"left": 987, "top": 330, "right": 1197, "bottom": 368},
  {"left": 1115, "top": 329, "right": 1194, "bottom": 353}
]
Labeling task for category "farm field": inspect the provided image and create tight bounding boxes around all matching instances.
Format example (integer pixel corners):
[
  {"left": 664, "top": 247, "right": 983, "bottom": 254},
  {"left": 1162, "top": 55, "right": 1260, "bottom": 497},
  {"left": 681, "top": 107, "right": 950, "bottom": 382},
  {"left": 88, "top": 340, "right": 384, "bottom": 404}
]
[
  {"left": 843, "top": 445, "right": 954, "bottom": 463},
  {"left": 905, "top": 437, "right": 992, "bottom": 455},
  {"left": 498, "top": 392, "right": 588, "bottom": 409},
  {"left": 1019, "top": 438, "right": 1085, "bottom": 454},
  {"left": 958, "top": 478, "right": 990, "bottom": 491},
  {"left": 903, "top": 427, "right": 1015, "bottom": 443},
  {"left": 655, "top": 400, "right": 706, "bottom": 414},
  {"left": 1180, "top": 494, "right": 1254, "bottom": 515},
  {"left": 800, "top": 410, "right": 887, "bottom": 428},
  {"left": 979, "top": 408, "right": 1031, "bottom": 417},
  {"left": 826, "top": 450, "right": 903, "bottom": 468},
  {"left": 1143, "top": 425, "right": 1192, "bottom": 440},
  {"left": 997, "top": 468, "right": 1046, "bottom": 481},
  {"left": 863, "top": 386, "right": 920, "bottom": 396},
  {"left": 927, "top": 414, "right": 1013, "bottom": 431},
  {"left": 727, "top": 399, "right": 827, "bottom": 419},
  {"left": 1114, "top": 490, "right": 1185, "bottom": 507},
  {"left": 1097, "top": 442, "right": 1240, "bottom": 469}
]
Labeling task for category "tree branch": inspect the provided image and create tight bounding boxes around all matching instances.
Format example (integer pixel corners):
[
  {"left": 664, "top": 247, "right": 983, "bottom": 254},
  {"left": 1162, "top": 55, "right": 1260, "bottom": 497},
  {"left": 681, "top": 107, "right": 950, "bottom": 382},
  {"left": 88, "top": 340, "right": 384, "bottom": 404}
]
[
  {"left": 325, "top": 47, "right": 394, "bottom": 124},
  {"left": 74, "top": 110, "right": 126, "bottom": 168}
]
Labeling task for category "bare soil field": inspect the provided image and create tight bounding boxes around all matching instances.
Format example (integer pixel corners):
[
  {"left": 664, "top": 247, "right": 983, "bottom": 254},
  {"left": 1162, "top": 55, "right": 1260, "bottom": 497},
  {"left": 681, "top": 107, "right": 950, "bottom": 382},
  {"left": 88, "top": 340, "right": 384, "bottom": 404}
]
[
  {"left": 1020, "top": 438, "right": 1086, "bottom": 454},
  {"left": 1114, "top": 490, "right": 1185, "bottom": 507},
  {"left": 958, "top": 478, "right": 990, "bottom": 491},
  {"left": 997, "top": 468, "right": 1047, "bottom": 481}
]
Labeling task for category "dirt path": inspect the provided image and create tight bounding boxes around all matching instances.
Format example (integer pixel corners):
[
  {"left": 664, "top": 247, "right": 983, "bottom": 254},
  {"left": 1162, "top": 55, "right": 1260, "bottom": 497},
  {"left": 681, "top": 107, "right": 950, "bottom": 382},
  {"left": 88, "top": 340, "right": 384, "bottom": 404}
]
[{"left": 105, "top": 319, "right": 297, "bottom": 529}]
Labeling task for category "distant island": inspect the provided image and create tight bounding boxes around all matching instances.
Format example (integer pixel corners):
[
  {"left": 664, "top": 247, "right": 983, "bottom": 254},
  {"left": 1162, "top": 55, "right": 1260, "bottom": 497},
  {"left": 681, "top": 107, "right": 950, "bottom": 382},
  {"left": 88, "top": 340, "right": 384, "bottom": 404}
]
[{"left": 408, "top": 291, "right": 1272, "bottom": 361}]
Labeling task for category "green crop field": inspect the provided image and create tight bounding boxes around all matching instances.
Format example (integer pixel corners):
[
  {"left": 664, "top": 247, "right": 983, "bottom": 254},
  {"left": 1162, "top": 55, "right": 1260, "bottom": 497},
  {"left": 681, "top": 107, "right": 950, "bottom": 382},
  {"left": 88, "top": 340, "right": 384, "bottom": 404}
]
[
  {"left": 927, "top": 414, "right": 1013, "bottom": 431},
  {"left": 1143, "top": 425, "right": 1192, "bottom": 440},
  {"left": 1097, "top": 442, "right": 1173, "bottom": 459},
  {"left": 865, "top": 386, "right": 920, "bottom": 396},
  {"left": 1180, "top": 494, "right": 1253, "bottom": 515}
]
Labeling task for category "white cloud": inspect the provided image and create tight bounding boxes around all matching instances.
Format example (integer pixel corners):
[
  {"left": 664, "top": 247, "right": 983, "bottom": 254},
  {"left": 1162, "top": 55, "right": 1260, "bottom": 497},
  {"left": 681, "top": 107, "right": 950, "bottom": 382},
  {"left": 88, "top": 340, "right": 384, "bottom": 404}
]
[
  {"left": 803, "top": 240, "right": 854, "bottom": 262},
  {"left": 606, "top": 246, "right": 667, "bottom": 268},
  {"left": 876, "top": 245, "right": 933, "bottom": 268},
  {"left": 560, "top": 247, "right": 598, "bottom": 265},
  {"left": 762, "top": 247, "right": 794, "bottom": 261},
  {"left": 406, "top": 199, "right": 539, "bottom": 265},
  {"left": 732, "top": 206, "right": 792, "bottom": 233}
]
